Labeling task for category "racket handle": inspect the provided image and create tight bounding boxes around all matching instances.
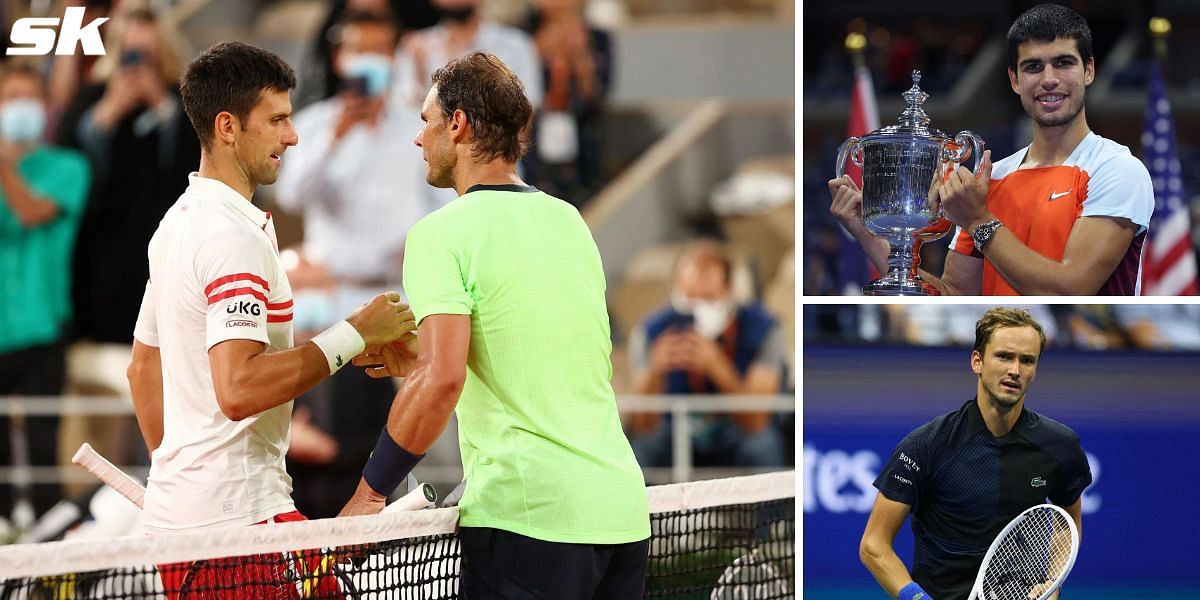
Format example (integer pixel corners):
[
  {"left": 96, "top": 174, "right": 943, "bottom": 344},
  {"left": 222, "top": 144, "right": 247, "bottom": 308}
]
[
  {"left": 72, "top": 443, "right": 146, "bottom": 508},
  {"left": 382, "top": 482, "right": 437, "bottom": 513}
]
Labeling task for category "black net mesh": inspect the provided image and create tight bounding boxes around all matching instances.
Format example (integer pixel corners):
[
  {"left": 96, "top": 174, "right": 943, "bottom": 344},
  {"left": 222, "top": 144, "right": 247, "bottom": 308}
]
[{"left": 0, "top": 474, "right": 795, "bottom": 599}]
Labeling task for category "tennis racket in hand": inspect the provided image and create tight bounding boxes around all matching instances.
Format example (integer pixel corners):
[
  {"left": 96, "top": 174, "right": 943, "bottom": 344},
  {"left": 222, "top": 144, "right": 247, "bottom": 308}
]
[{"left": 968, "top": 503, "right": 1080, "bottom": 600}]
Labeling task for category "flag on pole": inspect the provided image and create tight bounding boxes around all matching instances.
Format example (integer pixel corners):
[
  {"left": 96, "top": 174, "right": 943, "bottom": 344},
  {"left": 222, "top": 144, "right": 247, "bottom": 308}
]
[
  {"left": 845, "top": 62, "right": 880, "bottom": 189},
  {"left": 1140, "top": 60, "right": 1198, "bottom": 295}
]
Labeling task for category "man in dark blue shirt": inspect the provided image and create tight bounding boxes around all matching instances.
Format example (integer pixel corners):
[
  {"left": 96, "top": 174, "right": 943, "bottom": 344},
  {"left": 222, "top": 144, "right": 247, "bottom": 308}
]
[{"left": 860, "top": 307, "right": 1091, "bottom": 600}]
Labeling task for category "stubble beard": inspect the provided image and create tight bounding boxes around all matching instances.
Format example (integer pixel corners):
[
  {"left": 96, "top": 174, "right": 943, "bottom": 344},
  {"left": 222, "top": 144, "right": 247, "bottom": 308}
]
[{"left": 984, "top": 379, "right": 1023, "bottom": 411}]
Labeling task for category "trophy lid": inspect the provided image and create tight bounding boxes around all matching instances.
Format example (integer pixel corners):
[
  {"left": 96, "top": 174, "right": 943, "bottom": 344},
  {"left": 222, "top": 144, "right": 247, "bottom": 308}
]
[{"left": 866, "top": 70, "right": 949, "bottom": 141}]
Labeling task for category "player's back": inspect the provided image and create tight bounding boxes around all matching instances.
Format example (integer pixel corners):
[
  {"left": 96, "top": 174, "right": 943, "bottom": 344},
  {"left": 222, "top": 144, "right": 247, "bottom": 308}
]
[{"left": 403, "top": 184, "right": 649, "bottom": 544}]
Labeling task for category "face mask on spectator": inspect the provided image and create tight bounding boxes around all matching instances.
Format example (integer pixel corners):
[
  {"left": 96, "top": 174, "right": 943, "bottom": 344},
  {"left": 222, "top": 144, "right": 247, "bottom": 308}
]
[
  {"left": 342, "top": 53, "right": 393, "bottom": 97},
  {"left": 672, "top": 291, "right": 734, "bottom": 339},
  {"left": 0, "top": 99, "right": 45, "bottom": 144},
  {"left": 440, "top": 5, "right": 476, "bottom": 23}
]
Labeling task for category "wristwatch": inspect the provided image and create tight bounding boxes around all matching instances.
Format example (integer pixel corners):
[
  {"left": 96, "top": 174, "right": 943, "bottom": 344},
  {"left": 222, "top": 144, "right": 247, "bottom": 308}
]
[{"left": 972, "top": 219, "right": 1004, "bottom": 252}]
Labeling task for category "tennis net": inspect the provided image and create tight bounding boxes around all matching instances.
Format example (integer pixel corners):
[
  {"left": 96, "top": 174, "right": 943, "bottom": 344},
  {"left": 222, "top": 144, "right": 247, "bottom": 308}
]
[{"left": 0, "top": 470, "right": 794, "bottom": 599}]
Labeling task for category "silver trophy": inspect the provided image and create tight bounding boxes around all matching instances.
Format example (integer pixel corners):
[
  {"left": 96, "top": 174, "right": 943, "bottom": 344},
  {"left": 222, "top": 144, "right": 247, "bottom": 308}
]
[{"left": 836, "top": 70, "right": 984, "bottom": 295}]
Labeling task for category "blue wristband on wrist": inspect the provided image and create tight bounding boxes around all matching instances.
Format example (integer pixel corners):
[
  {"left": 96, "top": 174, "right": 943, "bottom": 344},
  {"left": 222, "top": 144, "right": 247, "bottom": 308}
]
[
  {"left": 362, "top": 430, "right": 424, "bottom": 497},
  {"left": 899, "top": 582, "right": 931, "bottom": 600}
]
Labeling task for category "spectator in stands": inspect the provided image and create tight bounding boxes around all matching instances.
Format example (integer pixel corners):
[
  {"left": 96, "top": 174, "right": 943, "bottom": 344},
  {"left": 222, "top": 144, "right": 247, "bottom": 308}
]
[
  {"left": 520, "top": 0, "right": 612, "bottom": 207},
  {"left": 0, "top": 61, "right": 91, "bottom": 523},
  {"left": 1112, "top": 304, "right": 1200, "bottom": 351},
  {"left": 274, "top": 11, "right": 430, "bottom": 518},
  {"left": 295, "top": 0, "right": 439, "bottom": 108},
  {"left": 626, "top": 240, "right": 788, "bottom": 468},
  {"left": 44, "top": 0, "right": 114, "bottom": 140},
  {"left": 57, "top": 7, "right": 199, "bottom": 348},
  {"left": 393, "top": 0, "right": 543, "bottom": 111}
]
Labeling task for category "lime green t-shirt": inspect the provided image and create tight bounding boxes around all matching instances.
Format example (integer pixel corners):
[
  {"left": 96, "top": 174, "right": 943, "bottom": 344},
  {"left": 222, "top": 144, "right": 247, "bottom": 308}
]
[
  {"left": 402, "top": 184, "right": 650, "bottom": 544},
  {"left": 0, "top": 145, "right": 90, "bottom": 353}
]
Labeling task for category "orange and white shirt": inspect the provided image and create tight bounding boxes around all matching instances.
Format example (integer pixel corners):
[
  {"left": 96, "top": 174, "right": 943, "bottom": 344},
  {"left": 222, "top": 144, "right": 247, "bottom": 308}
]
[
  {"left": 951, "top": 132, "right": 1154, "bottom": 295},
  {"left": 133, "top": 174, "right": 296, "bottom": 531}
]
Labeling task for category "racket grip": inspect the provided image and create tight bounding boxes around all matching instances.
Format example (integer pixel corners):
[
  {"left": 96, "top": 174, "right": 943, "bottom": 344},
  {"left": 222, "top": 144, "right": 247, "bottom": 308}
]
[
  {"left": 71, "top": 443, "right": 146, "bottom": 508},
  {"left": 382, "top": 482, "right": 437, "bottom": 513}
]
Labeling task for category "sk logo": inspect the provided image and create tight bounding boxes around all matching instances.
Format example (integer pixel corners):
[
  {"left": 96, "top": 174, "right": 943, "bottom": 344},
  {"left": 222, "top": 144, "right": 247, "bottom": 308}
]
[{"left": 1031, "top": 476, "right": 1047, "bottom": 487}]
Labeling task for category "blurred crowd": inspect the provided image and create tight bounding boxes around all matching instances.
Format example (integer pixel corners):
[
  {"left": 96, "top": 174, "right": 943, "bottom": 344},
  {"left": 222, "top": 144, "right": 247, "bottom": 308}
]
[
  {"left": 1, "top": 0, "right": 794, "bottom": 532},
  {"left": 805, "top": 304, "right": 1200, "bottom": 352}
]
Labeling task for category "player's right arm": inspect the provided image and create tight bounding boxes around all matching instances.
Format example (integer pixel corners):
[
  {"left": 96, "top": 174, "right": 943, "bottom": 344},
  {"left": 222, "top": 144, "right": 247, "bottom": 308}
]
[
  {"left": 208, "top": 294, "right": 415, "bottom": 421},
  {"left": 200, "top": 227, "right": 413, "bottom": 421},
  {"left": 861, "top": 493, "right": 924, "bottom": 599}
]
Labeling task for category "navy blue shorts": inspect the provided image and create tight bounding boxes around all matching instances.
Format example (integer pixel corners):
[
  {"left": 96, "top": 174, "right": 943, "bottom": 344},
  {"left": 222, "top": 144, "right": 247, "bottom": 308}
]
[{"left": 458, "top": 526, "right": 649, "bottom": 599}]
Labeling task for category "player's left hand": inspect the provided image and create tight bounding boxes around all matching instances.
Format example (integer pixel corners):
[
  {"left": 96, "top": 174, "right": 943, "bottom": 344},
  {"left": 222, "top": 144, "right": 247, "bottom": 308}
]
[
  {"left": 338, "top": 478, "right": 387, "bottom": 518},
  {"left": 353, "top": 331, "right": 419, "bottom": 378},
  {"left": 933, "top": 149, "right": 994, "bottom": 231}
]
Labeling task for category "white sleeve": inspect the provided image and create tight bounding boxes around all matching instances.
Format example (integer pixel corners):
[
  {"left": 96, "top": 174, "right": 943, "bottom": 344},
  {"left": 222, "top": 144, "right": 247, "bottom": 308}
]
[
  {"left": 198, "top": 228, "right": 274, "bottom": 350},
  {"left": 132, "top": 280, "right": 159, "bottom": 347},
  {"left": 1080, "top": 153, "right": 1155, "bottom": 235}
]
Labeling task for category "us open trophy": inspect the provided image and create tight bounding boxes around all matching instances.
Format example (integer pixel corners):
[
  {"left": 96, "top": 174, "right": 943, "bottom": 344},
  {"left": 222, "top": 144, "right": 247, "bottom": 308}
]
[{"left": 836, "top": 70, "right": 984, "bottom": 295}]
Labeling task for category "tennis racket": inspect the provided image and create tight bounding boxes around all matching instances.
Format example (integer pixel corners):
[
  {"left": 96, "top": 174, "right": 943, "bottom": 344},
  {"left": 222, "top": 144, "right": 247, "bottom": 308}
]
[
  {"left": 72, "top": 442, "right": 438, "bottom": 514},
  {"left": 967, "top": 503, "right": 1080, "bottom": 600},
  {"left": 71, "top": 443, "right": 146, "bottom": 508}
]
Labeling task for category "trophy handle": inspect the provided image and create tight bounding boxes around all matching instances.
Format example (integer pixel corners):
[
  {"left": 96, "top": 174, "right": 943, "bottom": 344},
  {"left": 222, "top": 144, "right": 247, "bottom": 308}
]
[
  {"left": 947, "top": 130, "right": 986, "bottom": 173},
  {"left": 835, "top": 137, "right": 863, "bottom": 180}
]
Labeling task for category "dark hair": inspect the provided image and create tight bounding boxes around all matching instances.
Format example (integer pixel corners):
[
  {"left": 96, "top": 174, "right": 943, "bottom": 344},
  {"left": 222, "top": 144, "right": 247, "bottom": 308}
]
[
  {"left": 336, "top": 9, "right": 401, "bottom": 40},
  {"left": 1006, "top": 3, "right": 1093, "bottom": 72},
  {"left": 180, "top": 41, "right": 296, "bottom": 151},
  {"left": 973, "top": 307, "right": 1047, "bottom": 357},
  {"left": 430, "top": 52, "right": 531, "bottom": 163}
]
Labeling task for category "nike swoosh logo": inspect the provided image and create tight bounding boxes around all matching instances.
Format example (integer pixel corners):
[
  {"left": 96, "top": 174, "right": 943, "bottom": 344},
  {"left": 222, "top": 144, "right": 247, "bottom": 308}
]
[{"left": 1049, "top": 190, "right": 1072, "bottom": 200}]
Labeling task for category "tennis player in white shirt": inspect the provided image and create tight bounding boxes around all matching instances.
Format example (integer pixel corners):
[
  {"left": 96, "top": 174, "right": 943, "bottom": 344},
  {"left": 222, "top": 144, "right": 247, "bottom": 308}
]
[{"left": 126, "top": 41, "right": 415, "bottom": 598}]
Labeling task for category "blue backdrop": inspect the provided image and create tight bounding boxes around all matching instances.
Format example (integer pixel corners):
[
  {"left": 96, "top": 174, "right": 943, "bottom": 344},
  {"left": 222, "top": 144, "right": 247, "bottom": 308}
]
[{"left": 803, "top": 345, "right": 1200, "bottom": 591}]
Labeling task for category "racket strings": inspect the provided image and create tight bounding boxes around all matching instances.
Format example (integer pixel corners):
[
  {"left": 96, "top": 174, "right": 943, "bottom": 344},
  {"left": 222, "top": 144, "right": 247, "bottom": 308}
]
[{"left": 979, "top": 508, "right": 1074, "bottom": 600}]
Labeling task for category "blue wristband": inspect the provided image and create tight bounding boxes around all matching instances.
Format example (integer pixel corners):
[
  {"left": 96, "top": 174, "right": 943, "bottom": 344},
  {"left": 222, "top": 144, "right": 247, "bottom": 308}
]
[
  {"left": 898, "top": 582, "right": 931, "bottom": 600},
  {"left": 362, "top": 430, "right": 424, "bottom": 497}
]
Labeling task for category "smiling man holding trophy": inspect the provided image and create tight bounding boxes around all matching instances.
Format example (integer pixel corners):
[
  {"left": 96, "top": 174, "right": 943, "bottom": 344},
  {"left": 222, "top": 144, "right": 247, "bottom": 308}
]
[{"left": 829, "top": 3, "right": 1154, "bottom": 296}]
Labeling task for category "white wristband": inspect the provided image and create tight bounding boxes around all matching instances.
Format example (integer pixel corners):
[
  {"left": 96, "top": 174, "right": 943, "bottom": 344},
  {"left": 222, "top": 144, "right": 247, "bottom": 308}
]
[{"left": 311, "top": 320, "right": 366, "bottom": 374}]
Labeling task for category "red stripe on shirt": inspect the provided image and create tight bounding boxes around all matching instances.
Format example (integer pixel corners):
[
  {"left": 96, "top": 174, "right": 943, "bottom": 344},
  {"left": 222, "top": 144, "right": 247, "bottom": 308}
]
[
  {"left": 207, "top": 287, "right": 268, "bottom": 305},
  {"left": 267, "top": 313, "right": 293, "bottom": 323},
  {"left": 205, "top": 273, "right": 270, "bottom": 296},
  {"left": 266, "top": 299, "right": 293, "bottom": 311}
]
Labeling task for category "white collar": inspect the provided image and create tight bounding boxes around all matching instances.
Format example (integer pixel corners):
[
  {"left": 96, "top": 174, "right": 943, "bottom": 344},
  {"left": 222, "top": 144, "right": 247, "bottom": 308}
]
[{"left": 186, "top": 173, "right": 270, "bottom": 229}]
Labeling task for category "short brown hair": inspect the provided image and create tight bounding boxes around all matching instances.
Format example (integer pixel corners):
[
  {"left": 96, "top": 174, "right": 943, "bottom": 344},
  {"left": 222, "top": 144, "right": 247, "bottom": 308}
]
[
  {"left": 430, "top": 52, "right": 531, "bottom": 163},
  {"left": 180, "top": 41, "right": 296, "bottom": 151},
  {"left": 973, "top": 307, "right": 1047, "bottom": 357}
]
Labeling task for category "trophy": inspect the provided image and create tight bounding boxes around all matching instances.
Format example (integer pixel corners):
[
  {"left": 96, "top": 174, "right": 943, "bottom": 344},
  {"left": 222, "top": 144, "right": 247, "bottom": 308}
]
[{"left": 836, "top": 70, "right": 984, "bottom": 295}]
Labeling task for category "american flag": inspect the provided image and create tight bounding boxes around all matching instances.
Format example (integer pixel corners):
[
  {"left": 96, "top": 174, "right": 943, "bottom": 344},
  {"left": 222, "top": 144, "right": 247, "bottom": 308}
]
[{"left": 1140, "top": 60, "right": 1198, "bottom": 295}]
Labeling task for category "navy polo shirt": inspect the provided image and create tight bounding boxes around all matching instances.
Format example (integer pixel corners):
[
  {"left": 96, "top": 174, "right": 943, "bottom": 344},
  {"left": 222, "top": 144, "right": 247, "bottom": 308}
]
[{"left": 874, "top": 399, "right": 1092, "bottom": 600}]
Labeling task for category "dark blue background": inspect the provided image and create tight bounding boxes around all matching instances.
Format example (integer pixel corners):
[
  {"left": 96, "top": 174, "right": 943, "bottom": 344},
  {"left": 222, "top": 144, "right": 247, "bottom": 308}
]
[{"left": 803, "top": 345, "right": 1200, "bottom": 588}]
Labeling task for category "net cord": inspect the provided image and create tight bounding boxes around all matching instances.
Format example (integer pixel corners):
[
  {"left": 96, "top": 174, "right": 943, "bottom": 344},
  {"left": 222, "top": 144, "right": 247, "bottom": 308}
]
[{"left": 0, "top": 470, "right": 794, "bottom": 579}]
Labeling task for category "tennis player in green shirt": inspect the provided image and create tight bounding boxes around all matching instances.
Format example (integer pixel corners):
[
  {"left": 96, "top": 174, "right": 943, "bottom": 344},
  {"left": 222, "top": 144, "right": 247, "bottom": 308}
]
[{"left": 338, "top": 51, "right": 651, "bottom": 597}]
